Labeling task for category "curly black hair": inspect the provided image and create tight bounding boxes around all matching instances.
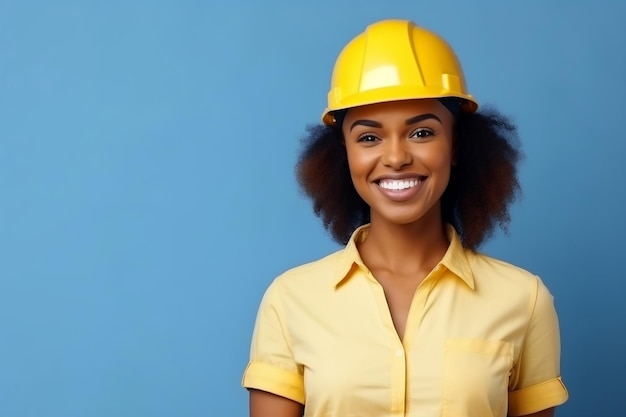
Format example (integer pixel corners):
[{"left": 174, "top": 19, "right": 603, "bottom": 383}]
[{"left": 295, "top": 108, "right": 522, "bottom": 251}]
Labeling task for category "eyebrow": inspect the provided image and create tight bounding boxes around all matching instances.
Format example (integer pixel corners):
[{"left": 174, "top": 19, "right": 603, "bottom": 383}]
[
  {"left": 349, "top": 119, "right": 382, "bottom": 131},
  {"left": 405, "top": 113, "right": 441, "bottom": 125},
  {"left": 349, "top": 113, "right": 442, "bottom": 132}
]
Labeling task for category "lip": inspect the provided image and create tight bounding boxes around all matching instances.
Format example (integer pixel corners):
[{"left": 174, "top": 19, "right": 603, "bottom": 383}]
[
  {"left": 372, "top": 174, "right": 427, "bottom": 202},
  {"left": 372, "top": 173, "right": 425, "bottom": 182}
]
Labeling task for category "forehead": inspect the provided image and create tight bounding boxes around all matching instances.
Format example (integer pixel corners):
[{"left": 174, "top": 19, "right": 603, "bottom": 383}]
[{"left": 344, "top": 99, "right": 450, "bottom": 122}]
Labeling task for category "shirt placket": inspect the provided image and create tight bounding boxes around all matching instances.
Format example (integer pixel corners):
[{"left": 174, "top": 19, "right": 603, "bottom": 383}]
[
  {"left": 402, "top": 267, "right": 443, "bottom": 416},
  {"left": 365, "top": 270, "right": 407, "bottom": 417}
]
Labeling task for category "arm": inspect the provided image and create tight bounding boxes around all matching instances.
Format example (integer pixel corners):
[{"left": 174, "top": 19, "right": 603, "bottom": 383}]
[
  {"left": 250, "top": 389, "right": 303, "bottom": 417},
  {"left": 508, "top": 277, "right": 567, "bottom": 416},
  {"left": 243, "top": 283, "right": 305, "bottom": 415}
]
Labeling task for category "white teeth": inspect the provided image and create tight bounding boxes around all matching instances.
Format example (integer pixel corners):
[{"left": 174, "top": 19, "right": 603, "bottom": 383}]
[{"left": 378, "top": 179, "right": 421, "bottom": 190}]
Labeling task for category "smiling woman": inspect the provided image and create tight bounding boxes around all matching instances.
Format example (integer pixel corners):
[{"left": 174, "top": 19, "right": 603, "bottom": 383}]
[
  {"left": 342, "top": 100, "right": 456, "bottom": 235},
  {"left": 242, "top": 19, "right": 568, "bottom": 417}
]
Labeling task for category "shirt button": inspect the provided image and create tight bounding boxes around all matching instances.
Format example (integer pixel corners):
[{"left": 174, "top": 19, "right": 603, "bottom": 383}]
[{"left": 395, "top": 349, "right": 404, "bottom": 357}]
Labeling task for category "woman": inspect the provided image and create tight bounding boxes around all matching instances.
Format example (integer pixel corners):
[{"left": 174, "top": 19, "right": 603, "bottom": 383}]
[{"left": 242, "top": 19, "right": 568, "bottom": 417}]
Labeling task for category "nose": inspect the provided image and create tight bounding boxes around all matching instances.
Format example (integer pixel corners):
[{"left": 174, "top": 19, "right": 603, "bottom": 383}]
[{"left": 381, "top": 138, "right": 412, "bottom": 169}]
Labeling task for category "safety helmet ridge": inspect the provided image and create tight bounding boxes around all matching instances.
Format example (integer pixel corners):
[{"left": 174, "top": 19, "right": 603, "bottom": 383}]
[{"left": 322, "top": 19, "right": 478, "bottom": 126}]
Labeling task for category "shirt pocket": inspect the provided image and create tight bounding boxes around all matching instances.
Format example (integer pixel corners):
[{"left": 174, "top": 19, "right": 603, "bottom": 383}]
[{"left": 442, "top": 338, "right": 513, "bottom": 417}]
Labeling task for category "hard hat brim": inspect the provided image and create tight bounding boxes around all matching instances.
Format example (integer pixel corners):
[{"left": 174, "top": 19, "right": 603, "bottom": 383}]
[{"left": 322, "top": 88, "right": 478, "bottom": 126}]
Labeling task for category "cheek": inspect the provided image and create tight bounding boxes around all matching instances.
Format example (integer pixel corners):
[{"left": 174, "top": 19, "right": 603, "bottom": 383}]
[
  {"left": 345, "top": 147, "right": 371, "bottom": 178},
  {"left": 419, "top": 142, "right": 454, "bottom": 169},
  {"left": 345, "top": 148, "right": 375, "bottom": 200},
  {"left": 436, "top": 152, "right": 455, "bottom": 172},
  {"left": 436, "top": 138, "right": 455, "bottom": 165}
]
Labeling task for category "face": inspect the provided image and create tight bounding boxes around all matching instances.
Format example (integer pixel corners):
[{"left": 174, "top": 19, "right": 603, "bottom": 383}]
[{"left": 342, "top": 99, "right": 455, "bottom": 227}]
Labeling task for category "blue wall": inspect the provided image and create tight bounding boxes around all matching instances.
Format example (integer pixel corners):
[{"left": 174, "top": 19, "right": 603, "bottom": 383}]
[{"left": 1, "top": 1, "right": 624, "bottom": 416}]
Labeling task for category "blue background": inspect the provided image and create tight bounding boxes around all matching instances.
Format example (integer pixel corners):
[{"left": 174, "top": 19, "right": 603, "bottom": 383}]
[{"left": 1, "top": 1, "right": 624, "bottom": 416}]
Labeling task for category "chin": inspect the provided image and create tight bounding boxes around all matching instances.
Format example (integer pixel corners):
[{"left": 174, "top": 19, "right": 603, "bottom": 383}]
[
  {"left": 371, "top": 203, "right": 442, "bottom": 227},
  {"left": 376, "top": 211, "right": 429, "bottom": 226}
]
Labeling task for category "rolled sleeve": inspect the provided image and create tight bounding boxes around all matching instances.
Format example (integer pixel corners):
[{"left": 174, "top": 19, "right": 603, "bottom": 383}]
[
  {"left": 242, "top": 281, "right": 305, "bottom": 404},
  {"left": 508, "top": 276, "right": 568, "bottom": 415},
  {"left": 242, "top": 361, "right": 305, "bottom": 404},
  {"left": 509, "top": 377, "right": 568, "bottom": 416}
]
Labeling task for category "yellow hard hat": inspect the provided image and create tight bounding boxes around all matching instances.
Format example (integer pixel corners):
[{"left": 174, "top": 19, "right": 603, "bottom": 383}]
[{"left": 322, "top": 19, "right": 478, "bottom": 126}]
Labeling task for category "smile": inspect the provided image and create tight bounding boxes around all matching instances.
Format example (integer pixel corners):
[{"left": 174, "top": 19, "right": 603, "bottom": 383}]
[{"left": 377, "top": 178, "right": 423, "bottom": 191}]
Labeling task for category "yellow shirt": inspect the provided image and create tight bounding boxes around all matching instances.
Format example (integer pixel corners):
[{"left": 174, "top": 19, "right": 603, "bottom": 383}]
[{"left": 242, "top": 225, "right": 568, "bottom": 417}]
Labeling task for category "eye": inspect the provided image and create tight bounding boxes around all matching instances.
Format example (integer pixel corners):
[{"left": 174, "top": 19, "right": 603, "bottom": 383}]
[
  {"left": 409, "top": 128, "right": 434, "bottom": 139},
  {"left": 357, "top": 134, "right": 380, "bottom": 143}
]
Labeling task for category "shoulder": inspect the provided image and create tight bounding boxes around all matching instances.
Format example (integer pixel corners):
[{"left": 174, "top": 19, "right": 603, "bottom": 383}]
[
  {"left": 266, "top": 248, "right": 346, "bottom": 295},
  {"left": 445, "top": 225, "right": 546, "bottom": 297},
  {"left": 466, "top": 250, "right": 553, "bottom": 303},
  {"left": 469, "top": 251, "right": 536, "bottom": 280},
  {"left": 256, "top": 248, "right": 347, "bottom": 321}
]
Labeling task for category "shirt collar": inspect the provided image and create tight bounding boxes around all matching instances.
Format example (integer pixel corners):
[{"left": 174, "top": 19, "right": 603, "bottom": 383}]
[
  {"left": 333, "top": 224, "right": 475, "bottom": 289},
  {"left": 334, "top": 224, "right": 370, "bottom": 286}
]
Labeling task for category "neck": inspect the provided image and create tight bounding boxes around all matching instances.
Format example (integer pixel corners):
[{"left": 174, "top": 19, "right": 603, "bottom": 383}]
[{"left": 359, "top": 212, "right": 449, "bottom": 276}]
